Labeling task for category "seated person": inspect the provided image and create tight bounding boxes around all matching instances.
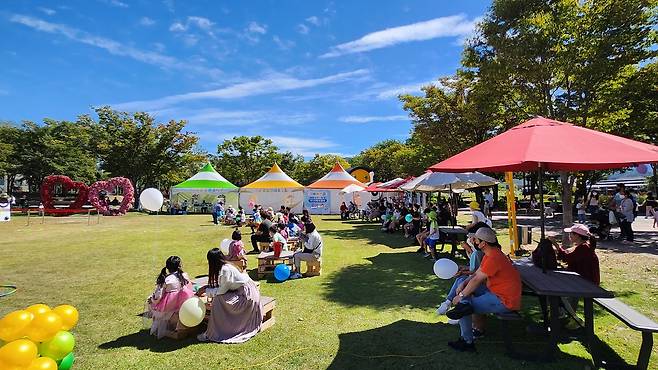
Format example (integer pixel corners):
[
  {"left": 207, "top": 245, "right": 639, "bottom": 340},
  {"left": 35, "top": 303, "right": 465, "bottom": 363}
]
[
  {"left": 250, "top": 211, "right": 273, "bottom": 253},
  {"left": 425, "top": 210, "right": 442, "bottom": 261},
  {"left": 340, "top": 202, "right": 349, "bottom": 220},
  {"left": 387, "top": 208, "right": 402, "bottom": 233},
  {"left": 548, "top": 224, "right": 599, "bottom": 285},
  {"left": 277, "top": 223, "right": 289, "bottom": 241},
  {"left": 464, "top": 201, "right": 492, "bottom": 232},
  {"left": 146, "top": 256, "right": 194, "bottom": 339},
  {"left": 226, "top": 230, "right": 248, "bottom": 271},
  {"left": 444, "top": 227, "right": 521, "bottom": 352},
  {"left": 290, "top": 223, "right": 322, "bottom": 279},
  {"left": 269, "top": 225, "right": 288, "bottom": 251},
  {"left": 196, "top": 248, "right": 262, "bottom": 343},
  {"left": 235, "top": 206, "right": 246, "bottom": 227}
]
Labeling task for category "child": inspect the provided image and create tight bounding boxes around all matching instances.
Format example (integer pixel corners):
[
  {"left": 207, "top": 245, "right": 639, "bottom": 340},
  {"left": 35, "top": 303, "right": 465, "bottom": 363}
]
[
  {"left": 269, "top": 225, "right": 288, "bottom": 251},
  {"left": 576, "top": 197, "right": 587, "bottom": 223},
  {"left": 146, "top": 256, "right": 194, "bottom": 339},
  {"left": 652, "top": 207, "right": 657, "bottom": 228},
  {"left": 236, "top": 206, "right": 246, "bottom": 227},
  {"left": 226, "top": 229, "right": 248, "bottom": 271}
]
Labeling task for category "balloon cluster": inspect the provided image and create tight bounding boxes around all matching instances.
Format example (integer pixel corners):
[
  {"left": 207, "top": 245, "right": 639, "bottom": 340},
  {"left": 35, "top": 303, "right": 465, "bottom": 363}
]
[{"left": 0, "top": 304, "right": 78, "bottom": 370}]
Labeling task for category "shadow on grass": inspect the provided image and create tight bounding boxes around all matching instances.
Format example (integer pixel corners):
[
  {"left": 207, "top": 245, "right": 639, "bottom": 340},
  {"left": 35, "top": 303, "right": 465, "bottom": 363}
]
[
  {"left": 321, "top": 223, "right": 414, "bottom": 249},
  {"left": 323, "top": 251, "right": 465, "bottom": 310},
  {"left": 327, "top": 319, "right": 594, "bottom": 369},
  {"left": 98, "top": 329, "right": 199, "bottom": 353}
]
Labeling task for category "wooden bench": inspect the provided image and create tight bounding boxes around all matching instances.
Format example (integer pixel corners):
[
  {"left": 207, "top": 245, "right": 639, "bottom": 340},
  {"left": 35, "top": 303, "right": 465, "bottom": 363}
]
[
  {"left": 261, "top": 296, "right": 276, "bottom": 331},
  {"left": 304, "top": 258, "right": 322, "bottom": 277},
  {"left": 257, "top": 242, "right": 270, "bottom": 252},
  {"left": 495, "top": 311, "right": 523, "bottom": 357},
  {"left": 594, "top": 297, "right": 658, "bottom": 370}
]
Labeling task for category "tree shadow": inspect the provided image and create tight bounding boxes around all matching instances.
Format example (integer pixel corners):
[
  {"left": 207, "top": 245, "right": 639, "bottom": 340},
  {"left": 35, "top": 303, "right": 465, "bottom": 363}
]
[
  {"left": 327, "top": 319, "right": 594, "bottom": 370},
  {"left": 322, "top": 251, "right": 466, "bottom": 310},
  {"left": 98, "top": 329, "right": 200, "bottom": 353}
]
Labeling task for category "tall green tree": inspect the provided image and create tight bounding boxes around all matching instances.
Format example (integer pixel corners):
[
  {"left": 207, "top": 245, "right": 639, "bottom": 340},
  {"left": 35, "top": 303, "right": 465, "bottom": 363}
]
[
  {"left": 460, "top": 0, "right": 656, "bottom": 233},
  {"left": 86, "top": 106, "right": 204, "bottom": 191},
  {"left": 295, "top": 154, "right": 350, "bottom": 185},
  {"left": 0, "top": 123, "right": 22, "bottom": 192},
  {"left": 350, "top": 140, "right": 419, "bottom": 182}
]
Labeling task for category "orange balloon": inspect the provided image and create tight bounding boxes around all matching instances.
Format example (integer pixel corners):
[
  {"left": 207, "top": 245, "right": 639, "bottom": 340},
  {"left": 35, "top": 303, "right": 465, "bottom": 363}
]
[
  {"left": 24, "top": 312, "right": 62, "bottom": 343},
  {"left": 25, "top": 305, "right": 50, "bottom": 317},
  {"left": 0, "top": 339, "right": 38, "bottom": 367},
  {"left": 52, "top": 306, "right": 78, "bottom": 331},
  {"left": 27, "top": 357, "right": 58, "bottom": 370},
  {"left": 0, "top": 310, "right": 33, "bottom": 342}
]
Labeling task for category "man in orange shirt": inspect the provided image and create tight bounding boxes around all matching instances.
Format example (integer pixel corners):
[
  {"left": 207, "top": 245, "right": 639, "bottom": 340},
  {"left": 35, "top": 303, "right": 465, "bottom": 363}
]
[{"left": 445, "top": 227, "right": 522, "bottom": 352}]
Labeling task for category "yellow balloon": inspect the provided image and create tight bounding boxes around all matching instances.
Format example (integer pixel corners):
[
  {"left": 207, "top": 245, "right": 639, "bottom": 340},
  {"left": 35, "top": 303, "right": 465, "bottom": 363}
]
[
  {"left": 0, "top": 339, "right": 38, "bottom": 367},
  {"left": 0, "top": 310, "right": 34, "bottom": 342},
  {"left": 24, "top": 312, "right": 62, "bottom": 343},
  {"left": 25, "top": 305, "right": 50, "bottom": 317},
  {"left": 52, "top": 306, "right": 78, "bottom": 331},
  {"left": 27, "top": 357, "right": 58, "bottom": 370}
]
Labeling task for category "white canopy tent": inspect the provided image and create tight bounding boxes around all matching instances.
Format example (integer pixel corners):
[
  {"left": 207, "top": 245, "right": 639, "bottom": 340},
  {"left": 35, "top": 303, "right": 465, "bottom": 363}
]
[{"left": 400, "top": 171, "right": 498, "bottom": 192}]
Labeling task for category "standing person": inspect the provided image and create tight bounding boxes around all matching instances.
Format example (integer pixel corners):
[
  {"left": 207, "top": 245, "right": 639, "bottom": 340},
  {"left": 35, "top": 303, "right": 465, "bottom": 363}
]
[
  {"left": 250, "top": 211, "right": 273, "bottom": 253},
  {"left": 619, "top": 190, "right": 635, "bottom": 243},
  {"left": 484, "top": 189, "right": 494, "bottom": 218},
  {"left": 212, "top": 199, "right": 222, "bottom": 225},
  {"left": 196, "top": 248, "right": 262, "bottom": 343},
  {"left": 290, "top": 223, "right": 322, "bottom": 279},
  {"left": 445, "top": 228, "right": 521, "bottom": 352},
  {"left": 587, "top": 192, "right": 599, "bottom": 214},
  {"left": 642, "top": 192, "right": 656, "bottom": 219},
  {"left": 576, "top": 197, "right": 587, "bottom": 223}
]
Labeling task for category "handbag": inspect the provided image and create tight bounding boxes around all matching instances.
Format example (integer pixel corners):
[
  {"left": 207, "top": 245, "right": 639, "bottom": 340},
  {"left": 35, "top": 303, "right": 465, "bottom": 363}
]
[{"left": 532, "top": 239, "right": 558, "bottom": 270}]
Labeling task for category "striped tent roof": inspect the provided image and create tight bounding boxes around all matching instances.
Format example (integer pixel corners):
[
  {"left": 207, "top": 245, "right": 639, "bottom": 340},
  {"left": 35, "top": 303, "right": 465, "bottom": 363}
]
[
  {"left": 242, "top": 163, "right": 304, "bottom": 189},
  {"left": 173, "top": 163, "right": 237, "bottom": 189},
  {"left": 307, "top": 163, "right": 365, "bottom": 189}
]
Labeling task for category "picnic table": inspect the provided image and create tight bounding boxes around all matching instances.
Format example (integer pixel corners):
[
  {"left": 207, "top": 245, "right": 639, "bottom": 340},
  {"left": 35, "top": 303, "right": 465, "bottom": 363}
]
[
  {"left": 438, "top": 226, "right": 468, "bottom": 259},
  {"left": 514, "top": 259, "right": 613, "bottom": 360},
  {"left": 257, "top": 251, "right": 295, "bottom": 279}
]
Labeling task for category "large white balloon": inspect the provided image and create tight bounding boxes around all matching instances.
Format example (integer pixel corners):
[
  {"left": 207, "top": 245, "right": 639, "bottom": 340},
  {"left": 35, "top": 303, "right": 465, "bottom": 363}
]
[
  {"left": 433, "top": 258, "right": 458, "bottom": 279},
  {"left": 179, "top": 297, "right": 206, "bottom": 327},
  {"left": 139, "top": 188, "right": 164, "bottom": 211},
  {"left": 220, "top": 239, "right": 231, "bottom": 255}
]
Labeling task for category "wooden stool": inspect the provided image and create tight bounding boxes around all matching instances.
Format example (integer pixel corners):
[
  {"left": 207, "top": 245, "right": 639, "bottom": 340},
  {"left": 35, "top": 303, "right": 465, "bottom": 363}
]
[
  {"left": 258, "top": 242, "right": 270, "bottom": 252},
  {"left": 261, "top": 296, "right": 276, "bottom": 331},
  {"left": 305, "top": 258, "right": 322, "bottom": 276}
]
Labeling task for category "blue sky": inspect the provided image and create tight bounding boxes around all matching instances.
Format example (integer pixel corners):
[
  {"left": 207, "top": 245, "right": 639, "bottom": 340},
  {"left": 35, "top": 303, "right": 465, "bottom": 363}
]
[{"left": 1, "top": 0, "right": 490, "bottom": 157}]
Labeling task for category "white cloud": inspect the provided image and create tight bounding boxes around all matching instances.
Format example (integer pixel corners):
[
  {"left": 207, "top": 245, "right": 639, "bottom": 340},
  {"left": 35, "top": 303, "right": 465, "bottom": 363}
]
[
  {"left": 169, "top": 17, "right": 215, "bottom": 37},
  {"left": 273, "top": 36, "right": 295, "bottom": 50},
  {"left": 296, "top": 24, "right": 309, "bottom": 35},
  {"left": 153, "top": 108, "right": 315, "bottom": 126},
  {"left": 114, "top": 69, "right": 369, "bottom": 111},
  {"left": 374, "top": 81, "right": 435, "bottom": 100},
  {"left": 139, "top": 17, "right": 156, "bottom": 26},
  {"left": 104, "top": 0, "right": 129, "bottom": 8},
  {"left": 10, "top": 15, "right": 221, "bottom": 77},
  {"left": 339, "top": 115, "right": 408, "bottom": 123},
  {"left": 169, "top": 22, "right": 186, "bottom": 32},
  {"left": 38, "top": 7, "right": 56, "bottom": 16},
  {"left": 269, "top": 136, "right": 338, "bottom": 157},
  {"left": 188, "top": 16, "right": 214, "bottom": 31},
  {"left": 321, "top": 14, "right": 478, "bottom": 58},
  {"left": 247, "top": 21, "right": 267, "bottom": 34},
  {"left": 306, "top": 16, "right": 320, "bottom": 26}
]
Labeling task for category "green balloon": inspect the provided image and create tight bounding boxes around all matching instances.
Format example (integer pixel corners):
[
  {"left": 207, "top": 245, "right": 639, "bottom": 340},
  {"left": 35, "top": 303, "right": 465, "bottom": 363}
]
[
  {"left": 40, "top": 331, "right": 75, "bottom": 361},
  {"left": 58, "top": 352, "right": 75, "bottom": 370}
]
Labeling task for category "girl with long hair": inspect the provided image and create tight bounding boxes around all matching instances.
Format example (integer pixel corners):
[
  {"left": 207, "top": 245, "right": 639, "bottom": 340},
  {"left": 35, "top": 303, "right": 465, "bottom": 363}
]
[{"left": 146, "top": 256, "right": 194, "bottom": 339}]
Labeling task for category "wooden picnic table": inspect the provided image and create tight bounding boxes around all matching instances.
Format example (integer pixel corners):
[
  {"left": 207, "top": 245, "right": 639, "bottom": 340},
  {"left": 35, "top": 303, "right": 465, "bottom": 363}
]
[
  {"left": 257, "top": 251, "right": 295, "bottom": 279},
  {"left": 514, "top": 259, "right": 614, "bottom": 360},
  {"left": 438, "top": 226, "right": 468, "bottom": 259}
]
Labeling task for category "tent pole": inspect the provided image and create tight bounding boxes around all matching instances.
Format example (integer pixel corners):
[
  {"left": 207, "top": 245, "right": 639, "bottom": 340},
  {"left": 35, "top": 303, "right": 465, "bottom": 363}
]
[{"left": 539, "top": 164, "right": 547, "bottom": 273}]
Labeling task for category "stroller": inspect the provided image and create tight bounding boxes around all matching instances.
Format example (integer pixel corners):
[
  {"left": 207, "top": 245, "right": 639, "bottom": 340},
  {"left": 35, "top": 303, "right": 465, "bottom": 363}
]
[{"left": 588, "top": 208, "right": 622, "bottom": 240}]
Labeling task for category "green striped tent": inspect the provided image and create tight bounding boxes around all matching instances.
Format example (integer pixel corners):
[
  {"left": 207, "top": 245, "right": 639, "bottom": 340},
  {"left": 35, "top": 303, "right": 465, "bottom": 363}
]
[{"left": 170, "top": 163, "right": 239, "bottom": 207}]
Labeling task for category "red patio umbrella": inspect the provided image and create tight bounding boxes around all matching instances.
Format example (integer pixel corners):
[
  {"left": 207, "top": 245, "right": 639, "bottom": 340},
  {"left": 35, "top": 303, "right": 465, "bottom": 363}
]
[{"left": 430, "top": 117, "right": 658, "bottom": 240}]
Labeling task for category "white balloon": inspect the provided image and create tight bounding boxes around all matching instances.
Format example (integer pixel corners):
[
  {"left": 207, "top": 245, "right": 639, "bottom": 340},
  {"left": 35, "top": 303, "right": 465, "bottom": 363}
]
[
  {"left": 139, "top": 188, "right": 164, "bottom": 211},
  {"left": 179, "top": 297, "right": 206, "bottom": 327},
  {"left": 433, "top": 258, "right": 459, "bottom": 280},
  {"left": 220, "top": 239, "right": 231, "bottom": 255}
]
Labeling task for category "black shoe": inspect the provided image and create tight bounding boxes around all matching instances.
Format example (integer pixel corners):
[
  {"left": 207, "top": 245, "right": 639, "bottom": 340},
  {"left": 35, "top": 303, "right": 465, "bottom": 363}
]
[
  {"left": 446, "top": 302, "right": 474, "bottom": 320},
  {"left": 448, "top": 338, "right": 476, "bottom": 352},
  {"left": 472, "top": 329, "right": 485, "bottom": 340}
]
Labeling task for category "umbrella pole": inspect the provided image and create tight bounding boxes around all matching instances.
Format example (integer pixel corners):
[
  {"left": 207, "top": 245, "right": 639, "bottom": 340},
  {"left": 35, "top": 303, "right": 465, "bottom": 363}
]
[
  {"left": 539, "top": 165, "right": 547, "bottom": 273},
  {"left": 450, "top": 185, "right": 455, "bottom": 228}
]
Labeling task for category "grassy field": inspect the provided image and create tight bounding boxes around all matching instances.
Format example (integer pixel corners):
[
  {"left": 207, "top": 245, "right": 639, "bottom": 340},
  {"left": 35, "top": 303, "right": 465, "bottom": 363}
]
[{"left": 1, "top": 213, "right": 656, "bottom": 369}]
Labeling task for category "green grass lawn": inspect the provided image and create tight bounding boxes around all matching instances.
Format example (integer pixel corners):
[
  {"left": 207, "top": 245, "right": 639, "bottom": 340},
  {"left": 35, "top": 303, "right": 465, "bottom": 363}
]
[{"left": 1, "top": 214, "right": 656, "bottom": 369}]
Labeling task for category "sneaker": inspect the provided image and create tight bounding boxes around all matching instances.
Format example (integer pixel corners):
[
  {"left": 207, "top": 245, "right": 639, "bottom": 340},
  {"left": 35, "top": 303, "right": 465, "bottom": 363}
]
[
  {"left": 197, "top": 333, "right": 209, "bottom": 342},
  {"left": 289, "top": 272, "right": 302, "bottom": 280},
  {"left": 448, "top": 338, "right": 475, "bottom": 352},
  {"left": 436, "top": 300, "right": 452, "bottom": 315},
  {"left": 446, "top": 302, "right": 474, "bottom": 320},
  {"left": 472, "top": 329, "right": 485, "bottom": 340},
  {"left": 423, "top": 253, "right": 431, "bottom": 258},
  {"left": 447, "top": 319, "right": 460, "bottom": 325}
]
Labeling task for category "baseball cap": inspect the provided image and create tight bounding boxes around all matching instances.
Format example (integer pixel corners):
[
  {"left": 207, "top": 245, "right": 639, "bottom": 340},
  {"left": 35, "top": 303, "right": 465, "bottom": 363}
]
[
  {"left": 474, "top": 227, "right": 498, "bottom": 245},
  {"left": 564, "top": 223, "right": 591, "bottom": 237}
]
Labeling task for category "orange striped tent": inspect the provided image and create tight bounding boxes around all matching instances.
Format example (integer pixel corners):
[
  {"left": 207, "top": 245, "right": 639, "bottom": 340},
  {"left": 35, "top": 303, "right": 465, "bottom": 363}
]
[{"left": 305, "top": 163, "right": 365, "bottom": 214}]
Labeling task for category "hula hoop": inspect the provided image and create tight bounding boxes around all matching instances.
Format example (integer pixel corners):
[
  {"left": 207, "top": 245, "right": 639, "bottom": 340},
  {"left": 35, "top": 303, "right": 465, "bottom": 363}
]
[{"left": 0, "top": 284, "right": 17, "bottom": 298}]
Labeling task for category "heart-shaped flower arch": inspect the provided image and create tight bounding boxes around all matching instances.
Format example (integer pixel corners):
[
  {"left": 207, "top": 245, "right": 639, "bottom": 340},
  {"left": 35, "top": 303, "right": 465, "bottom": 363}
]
[
  {"left": 88, "top": 177, "right": 135, "bottom": 216},
  {"left": 40, "top": 175, "right": 89, "bottom": 209}
]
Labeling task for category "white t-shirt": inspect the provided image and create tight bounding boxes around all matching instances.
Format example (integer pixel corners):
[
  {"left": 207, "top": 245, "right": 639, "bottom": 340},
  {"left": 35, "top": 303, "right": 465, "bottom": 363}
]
[
  {"left": 471, "top": 210, "right": 492, "bottom": 227},
  {"left": 207, "top": 263, "right": 251, "bottom": 296},
  {"left": 304, "top": 230, "right": 323, "bottom": 258},
  {"left": 484, "top": 193, "right": 494, "bottom": 206},
  {"left": 576, "top": 203, "right": 586, "bottom": 214}
]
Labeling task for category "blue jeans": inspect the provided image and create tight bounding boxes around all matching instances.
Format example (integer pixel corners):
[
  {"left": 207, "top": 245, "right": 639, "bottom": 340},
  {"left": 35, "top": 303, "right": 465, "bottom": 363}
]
[
  {"left": 446, "top": 276, "right": 469, "bottom": 301},
  {"left": 459, "top": 286, "right": 510, "bottom": 342},
  {"left": 577, "top": 214, "right": 586, "bottom": 223}
]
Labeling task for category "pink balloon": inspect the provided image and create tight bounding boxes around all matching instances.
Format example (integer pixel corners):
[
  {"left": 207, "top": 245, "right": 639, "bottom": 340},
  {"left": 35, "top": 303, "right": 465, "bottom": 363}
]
[{"left": 637, "top": 164, "right": 648, "bottom": 174}]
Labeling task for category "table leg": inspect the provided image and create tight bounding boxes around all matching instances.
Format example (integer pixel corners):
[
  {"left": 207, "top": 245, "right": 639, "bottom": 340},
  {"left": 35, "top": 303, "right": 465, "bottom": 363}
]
[
  {"left": 584, "top": 298, "right": 594, "bottom": 350},
  {"left": 450, "top": 236, "right": 457, "bottom": 258},
  {"left": 539, "top": 295, "right": 549, "bottom": 331},
  {"left": 548, "top": 296, "right": 561, "bottom": 359}
]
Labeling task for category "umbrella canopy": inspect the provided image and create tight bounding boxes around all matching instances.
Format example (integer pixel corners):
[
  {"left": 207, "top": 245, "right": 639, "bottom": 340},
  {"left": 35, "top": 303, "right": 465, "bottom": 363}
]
[
  {"left": 430, "top": 117, "right": 658, "bottom": 173},
  {"left": 307, "top": 163, "right": 364, "bottom": 189},
  {"left": 340, "top": 184, "right": 366, "bottom": 194},
  {"left": 400, "top": 171, "right": 498, "bottom": 192},
  {"left": 242, "top": 163, "right": 304, "bottom": 189},
  {"left": 173, "top": 163, "right": 237, "bottom": 189},
  {"left": 364, "top": 177, "right": 415, "bottom": 192}
]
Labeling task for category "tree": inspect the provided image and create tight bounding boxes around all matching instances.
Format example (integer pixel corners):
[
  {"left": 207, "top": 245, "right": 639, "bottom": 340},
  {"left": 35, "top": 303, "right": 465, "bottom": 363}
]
[
  {"left": 350, "top": 140, "right": 419, "bottom": 182},
  {"left": 88, "top": 106, "right": 204, "bottom": 191},
  {"left": 461, "top": 0, "right": 656, "bottom": 239},
  {"left": 0, "top": 123, "right": 21, "bottom": 192},
  {"left": 295, "top": 154, "right": 350, "bottom": 185}
]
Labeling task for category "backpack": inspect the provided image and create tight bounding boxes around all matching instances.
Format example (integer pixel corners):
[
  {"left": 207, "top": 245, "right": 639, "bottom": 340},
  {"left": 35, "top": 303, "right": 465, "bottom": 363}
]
[{"left": 532, "top": 239, "right": 558, "bottom": 270}]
